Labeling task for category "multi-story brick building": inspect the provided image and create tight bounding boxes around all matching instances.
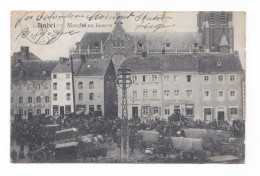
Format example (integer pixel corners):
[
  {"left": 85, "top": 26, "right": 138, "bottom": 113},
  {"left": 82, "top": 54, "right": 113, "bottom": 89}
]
[
  {"left": 50, "top": 57, "right": 117, "bottom": 118},
  {"left": 120, "top": 54, "right": 200, "bottom": 122},
  {"left": 120, "top": 53, "right": 244, "bottom": 123},
  {"left": 11, "top": 11, "right": 244, "bottom": 123},
  {"left": 50, "top": 57, "right": 81, "bottom": 116},
  {"left": 74, "top": 59, "right": 117, "bottom": 118},
  {"left": 11, "top": 58, "right": 58, "bottom": 121},
  {"left": 197, "top": 54, "right": 244, "bottom": 122}
]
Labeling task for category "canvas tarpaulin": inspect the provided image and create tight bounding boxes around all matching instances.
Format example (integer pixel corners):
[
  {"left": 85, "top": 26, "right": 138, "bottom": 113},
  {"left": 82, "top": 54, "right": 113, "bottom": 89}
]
[
  {"left": 171, "top": 137, "right": 203, "bottom": 151},
  {"left": 183, "top": 129, "right": 209, "bottom": 144},
  {"left": 137, "top": 130, "right": 159, "bottom": 143}
]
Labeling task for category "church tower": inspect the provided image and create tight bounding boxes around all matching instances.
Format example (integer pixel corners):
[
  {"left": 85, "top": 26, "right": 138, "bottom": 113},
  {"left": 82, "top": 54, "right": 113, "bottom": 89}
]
[
  {"left": 197, "top": 11, "right": 234, "bottom": 53},
  {"left": 103, "top": 12, "right": 135, "bottom": 69}
]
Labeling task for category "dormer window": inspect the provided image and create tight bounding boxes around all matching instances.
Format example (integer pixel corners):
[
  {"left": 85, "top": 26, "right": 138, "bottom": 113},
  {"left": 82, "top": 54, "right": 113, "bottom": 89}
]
[
  {"left": 217, "top": 61, "right": 222, "bottom": 67},
  {"left": 138, "top": 42, "right": 143, "bottom": 47},
  {"left": 166, "top": 42, "right": 170, "bottom": 47}
]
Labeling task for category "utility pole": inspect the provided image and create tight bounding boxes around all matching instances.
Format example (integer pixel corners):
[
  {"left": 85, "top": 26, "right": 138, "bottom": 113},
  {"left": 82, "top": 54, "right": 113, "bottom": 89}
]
[
  {"left": 69, "top": 53, "right": 76, "bottom": 116},
  {"left": 116, "top": 66, "right": 132, "bottom": 162}
]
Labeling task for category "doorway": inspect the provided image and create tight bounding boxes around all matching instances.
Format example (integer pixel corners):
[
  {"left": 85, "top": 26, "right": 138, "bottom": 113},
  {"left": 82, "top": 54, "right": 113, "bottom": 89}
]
[
  {"left": 218, "top": 111, "right": 225, "bottom": 121},
  {"left": 28, "top": 109, "right": 33, "bottom": 120},
  {"left": 60, "top": 106, "right": 64, "bottom": 116},
  {"left": 174, "top": 105, "right": 180, "bottom": 115},
  {"left": 132, "top": 107, "right": 138, "bottom": 118}
]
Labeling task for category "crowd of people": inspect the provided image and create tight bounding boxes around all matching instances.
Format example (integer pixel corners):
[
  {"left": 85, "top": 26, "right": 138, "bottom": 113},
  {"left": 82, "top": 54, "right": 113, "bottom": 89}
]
[{"left": 11, "top": 112, "right": 245, "bottom": 162}]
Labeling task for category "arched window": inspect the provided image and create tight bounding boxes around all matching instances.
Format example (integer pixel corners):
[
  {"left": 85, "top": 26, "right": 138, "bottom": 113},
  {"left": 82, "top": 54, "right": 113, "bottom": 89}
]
[
  {"left": 121, "top": 39, "right": 124, "bottom": 47},
  {"left": 117, "top": 36, "right": 121, "bottom": 47}
]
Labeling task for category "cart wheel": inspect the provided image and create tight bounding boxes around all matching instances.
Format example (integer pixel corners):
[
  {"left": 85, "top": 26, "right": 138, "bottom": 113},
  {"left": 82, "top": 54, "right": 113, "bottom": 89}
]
[
  {"left": 32, "top": 150, "right": 46, "bottom": 163},
  {"left": 213, "top": 133, "right": 226, "bottom": 144}
]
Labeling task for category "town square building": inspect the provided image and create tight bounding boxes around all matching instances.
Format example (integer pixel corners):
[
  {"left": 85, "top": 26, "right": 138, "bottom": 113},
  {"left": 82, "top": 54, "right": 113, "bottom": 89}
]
[
  {"left": 11, "top": 11, "right": 245, "bottom": 123},
  {"left": 120, "top": 53, "right": 244, "bottom": 123},
  {"left": 11, "top": 47, "right": 58, "bottom": 120}
]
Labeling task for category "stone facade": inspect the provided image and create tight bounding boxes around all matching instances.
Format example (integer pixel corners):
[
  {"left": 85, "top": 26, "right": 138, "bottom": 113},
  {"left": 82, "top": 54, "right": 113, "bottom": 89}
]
[
  {"left": 120, "top": 54, "right": 244, "bottom": 123},
  {"left": 50, "top": 57, "right": 79, "bottom": 116},
  {"left": 74, "top": 76, "right": 105, "bottom": 115},
  {"left": 11, "top": 79, "right": 52, "bottom": 121},
  {"left": 198, "top": 73, "right": 243, "bottom": 122},
  {"left": 11, "top": 59, "right": 58, "bottom": 120}
]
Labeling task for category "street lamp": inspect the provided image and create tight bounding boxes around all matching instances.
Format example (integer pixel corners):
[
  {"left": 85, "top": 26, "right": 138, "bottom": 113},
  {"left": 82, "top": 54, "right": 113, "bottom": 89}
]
[{"left": 116, "top": 66, "right": 132, "bottom": 162}]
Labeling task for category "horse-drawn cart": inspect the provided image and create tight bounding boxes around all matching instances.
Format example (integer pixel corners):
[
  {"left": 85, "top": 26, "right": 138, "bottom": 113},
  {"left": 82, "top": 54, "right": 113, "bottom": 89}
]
[{"left": 29, "top": 127, "right": 110, "bottom": 163}]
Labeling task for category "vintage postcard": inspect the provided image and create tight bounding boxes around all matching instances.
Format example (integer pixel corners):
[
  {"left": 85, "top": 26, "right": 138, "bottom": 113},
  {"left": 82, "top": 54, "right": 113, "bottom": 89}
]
[{"left": 10, "top": 11, "right": 245, "bottom": 163}]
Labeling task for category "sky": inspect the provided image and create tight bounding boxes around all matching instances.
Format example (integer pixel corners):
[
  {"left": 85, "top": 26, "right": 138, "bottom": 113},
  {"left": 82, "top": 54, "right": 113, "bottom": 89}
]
[{"left": 11, "top": 11, "right": 245, "bottom": 68}]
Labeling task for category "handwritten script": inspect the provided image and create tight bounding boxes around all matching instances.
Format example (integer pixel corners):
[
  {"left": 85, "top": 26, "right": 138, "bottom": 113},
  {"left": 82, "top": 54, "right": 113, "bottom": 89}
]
[{"left": 14, "top": 11, "right": 176, "bottom": 45}]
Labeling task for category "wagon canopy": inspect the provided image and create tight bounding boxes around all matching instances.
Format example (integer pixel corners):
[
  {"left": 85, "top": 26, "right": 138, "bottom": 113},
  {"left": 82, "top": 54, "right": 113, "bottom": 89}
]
[
  {"left": 55, "top": 128, "right": 78, "bottom": 143},
  {"left": 171, "top": 137, "right": 203, "bottom": 151},
  {"left": 183, "top": 129, "right": 209, "bottom": 144},
  {"left": 137, "top": 130, "right": 159, "bottom": 143},
  {"left": 55, "top": 142, "right": 79, "bottom": 149},
  {"left": 76, "top": 110, "right": 85, "bottom": 115}
]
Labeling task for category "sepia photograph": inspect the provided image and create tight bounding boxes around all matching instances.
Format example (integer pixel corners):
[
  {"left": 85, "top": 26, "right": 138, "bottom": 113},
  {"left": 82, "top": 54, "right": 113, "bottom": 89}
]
[{"left": 10, "top": 11, "right": 245, "bottom": 164}]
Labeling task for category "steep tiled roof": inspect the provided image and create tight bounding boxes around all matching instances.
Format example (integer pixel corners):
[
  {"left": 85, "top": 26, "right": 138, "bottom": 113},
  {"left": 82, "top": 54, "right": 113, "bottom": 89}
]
[
  {"left": 76, "top": 32, "right": 110, "bottom": 50},
  {"left": 75, "top": 59, "right": 111, "bottom": 76},
  {"left": 130, "top": 32, "right": 202, "bottom": 50},
  {"left": 51, "top": 60, "right": 81, "bottom": 73},
  {"left": 122, "top": 54, "right": 198, "bottom": 73},
  {"left": 12, "top": 51, "right": 40, "bottom": 61},
  {"left": 12, "top": 60, "right": 58, "bottom": 80},
  {"left": 198, "top": 54, "right": 243, "bottom": 73},
  {"left": 122, "top": 53, "right": 243, "bottom": 74}
]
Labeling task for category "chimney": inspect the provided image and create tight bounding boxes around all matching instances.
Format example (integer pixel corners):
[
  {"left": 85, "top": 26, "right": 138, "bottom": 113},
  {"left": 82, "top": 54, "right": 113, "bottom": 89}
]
[
  {"left": 59, "top": 57, "right": 69, "bottom": 63},
  {"left": 21, "top": 46, "right": 29, "bottom": 53},
  {"left": 20, "top": 46, "right": 29, "bottom": 59},
  {"left": 42, "top": 69, "right": 51, "bottom": 75}
]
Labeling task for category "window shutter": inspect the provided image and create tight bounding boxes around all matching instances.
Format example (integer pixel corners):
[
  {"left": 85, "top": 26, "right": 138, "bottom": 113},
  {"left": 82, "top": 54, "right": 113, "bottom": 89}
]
[
  {"left": 159, "top": 106, "right": 161, "bottom": 115},
  {"left": 150, "top": 106, "right": 154, "bottom": 116},
  {"left": 227, "top": 107, "right": 230, "bottom": 121},
  {"left": 141, "top": 106, "right": 144, "bottom": 118},
  {"left": 212, "top": 108, "right": 214, "bottom": 121},
  {"left": 238, "top": 107, "right": 241, "bottom": 119}
]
